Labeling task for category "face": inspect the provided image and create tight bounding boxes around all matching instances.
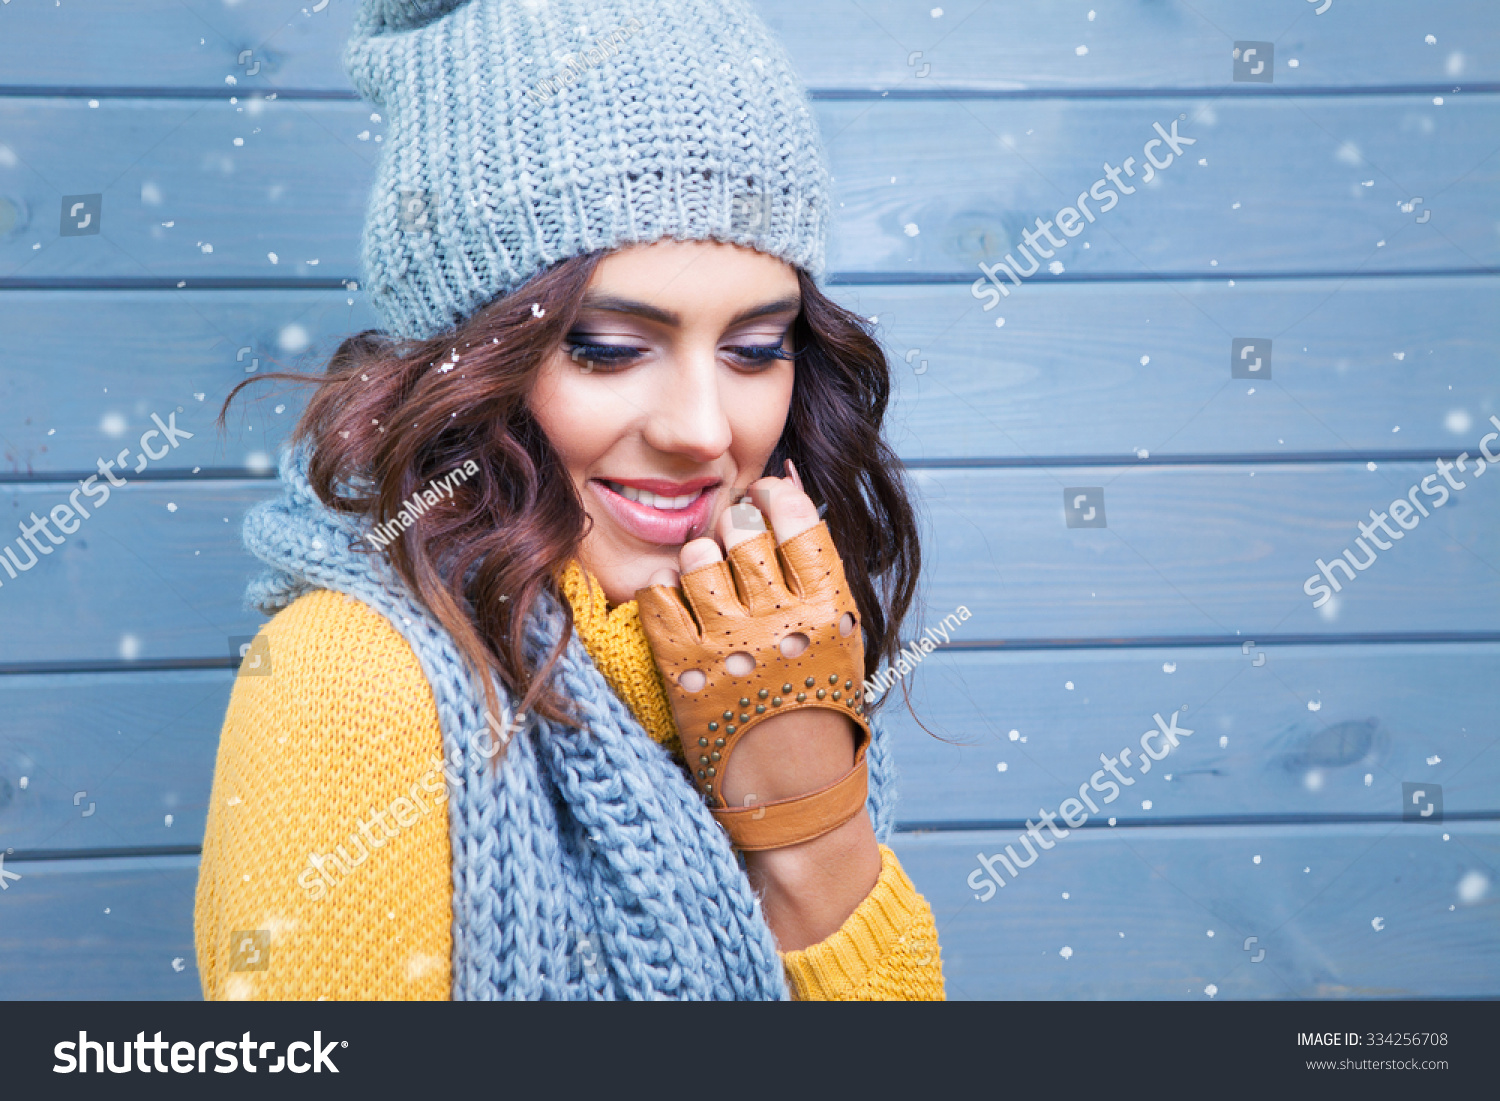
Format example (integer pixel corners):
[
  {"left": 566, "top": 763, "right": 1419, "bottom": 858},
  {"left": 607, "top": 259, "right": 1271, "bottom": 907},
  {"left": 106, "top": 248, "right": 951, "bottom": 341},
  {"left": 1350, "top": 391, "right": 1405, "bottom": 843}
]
[{"left": 526, "top": 239, "right": 801, "bottom": 607}]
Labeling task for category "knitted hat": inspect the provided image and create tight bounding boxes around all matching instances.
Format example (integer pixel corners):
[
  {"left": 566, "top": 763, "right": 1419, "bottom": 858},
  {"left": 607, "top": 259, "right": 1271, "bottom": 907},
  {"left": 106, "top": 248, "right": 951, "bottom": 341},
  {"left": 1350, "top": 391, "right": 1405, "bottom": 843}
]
[{"left": 343, "top": 0, "right": 834, "bottom": 342}]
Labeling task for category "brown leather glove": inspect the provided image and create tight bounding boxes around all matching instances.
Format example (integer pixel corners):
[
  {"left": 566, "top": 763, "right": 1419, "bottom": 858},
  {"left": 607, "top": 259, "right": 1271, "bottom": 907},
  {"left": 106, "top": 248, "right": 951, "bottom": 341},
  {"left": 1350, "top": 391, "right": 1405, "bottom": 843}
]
[{"left": 634, "top": 520, "right": 871, "bottom": 851}]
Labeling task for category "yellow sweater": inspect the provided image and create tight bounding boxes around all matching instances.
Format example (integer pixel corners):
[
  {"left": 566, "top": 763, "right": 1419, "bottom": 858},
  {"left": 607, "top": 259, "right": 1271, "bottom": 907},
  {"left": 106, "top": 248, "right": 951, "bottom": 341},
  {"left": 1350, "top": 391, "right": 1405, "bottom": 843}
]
[{"left": 194, "top": 568, "right": 944, "bottom": 1000}]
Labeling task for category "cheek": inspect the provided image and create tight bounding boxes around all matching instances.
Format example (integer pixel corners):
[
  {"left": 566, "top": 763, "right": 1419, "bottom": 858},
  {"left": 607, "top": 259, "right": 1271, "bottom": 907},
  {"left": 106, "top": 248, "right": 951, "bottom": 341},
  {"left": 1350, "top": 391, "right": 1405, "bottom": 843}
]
[
  {"left": 732, "top": 371, "right": 794, "bottom": 454},
  {"left": 529, "top": 362, "right": 618, "bottom": 472}
]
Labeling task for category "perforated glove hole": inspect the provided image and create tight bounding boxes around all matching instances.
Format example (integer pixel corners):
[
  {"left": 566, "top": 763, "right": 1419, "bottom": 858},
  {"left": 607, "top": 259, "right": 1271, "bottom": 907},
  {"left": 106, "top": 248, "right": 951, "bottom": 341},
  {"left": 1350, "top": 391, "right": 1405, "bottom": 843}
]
[{"left": 724, "top": 651, "right": 756, "bottom": 675}]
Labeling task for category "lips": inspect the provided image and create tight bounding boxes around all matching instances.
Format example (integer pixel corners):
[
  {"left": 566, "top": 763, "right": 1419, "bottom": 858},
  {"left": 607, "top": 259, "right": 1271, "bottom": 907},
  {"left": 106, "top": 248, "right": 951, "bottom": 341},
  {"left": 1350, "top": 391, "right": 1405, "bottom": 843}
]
[{"left": 589, "top": 477, "right": 721, "bottom": 546}]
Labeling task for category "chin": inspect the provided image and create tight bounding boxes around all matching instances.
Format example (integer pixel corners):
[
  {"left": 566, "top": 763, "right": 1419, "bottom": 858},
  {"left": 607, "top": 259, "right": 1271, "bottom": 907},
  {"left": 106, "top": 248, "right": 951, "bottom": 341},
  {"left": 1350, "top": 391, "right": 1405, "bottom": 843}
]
[{"left": 594, "top": 559, "right": 667, "bottom": 608}]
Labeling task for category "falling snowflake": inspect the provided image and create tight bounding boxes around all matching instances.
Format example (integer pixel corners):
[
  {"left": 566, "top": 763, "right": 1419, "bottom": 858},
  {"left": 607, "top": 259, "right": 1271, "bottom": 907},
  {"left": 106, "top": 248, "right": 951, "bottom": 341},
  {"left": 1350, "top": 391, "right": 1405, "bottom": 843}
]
[
  {"left": 1457, "top": 870, "right": 1488, "bottom": 903},
  {"left": 1204, "top": 984, "right": 1218, "bottom": 998},
  {"left": 1059, "top": 946, "right": 1073, "bottom": 959}
]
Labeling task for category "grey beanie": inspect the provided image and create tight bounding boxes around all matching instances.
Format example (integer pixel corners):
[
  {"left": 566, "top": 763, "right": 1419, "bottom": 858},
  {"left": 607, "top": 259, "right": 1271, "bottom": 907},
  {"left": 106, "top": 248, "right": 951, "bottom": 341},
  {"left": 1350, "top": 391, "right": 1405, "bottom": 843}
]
[{"left": 342, "top": 0, "right": 834, "bottom": 342}]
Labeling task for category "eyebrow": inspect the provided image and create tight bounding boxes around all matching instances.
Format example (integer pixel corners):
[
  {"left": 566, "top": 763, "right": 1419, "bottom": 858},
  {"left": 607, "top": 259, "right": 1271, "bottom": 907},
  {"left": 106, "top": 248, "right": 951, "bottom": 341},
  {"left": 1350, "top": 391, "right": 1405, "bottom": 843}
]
[{"left": 574, "top": 293, "right": 801, "bottom": 329}]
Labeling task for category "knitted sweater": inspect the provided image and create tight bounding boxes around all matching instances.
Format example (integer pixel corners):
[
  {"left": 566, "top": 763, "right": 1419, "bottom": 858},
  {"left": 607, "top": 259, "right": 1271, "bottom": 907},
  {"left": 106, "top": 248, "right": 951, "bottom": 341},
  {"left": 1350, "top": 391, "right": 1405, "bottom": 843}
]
[{"left": 194, "top": 565, "right": 945, "bottom": 1000}]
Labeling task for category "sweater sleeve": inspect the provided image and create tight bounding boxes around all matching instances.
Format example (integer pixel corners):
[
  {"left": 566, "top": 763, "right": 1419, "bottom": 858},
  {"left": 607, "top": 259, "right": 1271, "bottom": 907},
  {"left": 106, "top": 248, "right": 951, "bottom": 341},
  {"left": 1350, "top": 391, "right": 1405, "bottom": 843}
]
[
  {"left": 194, "top": 589, "right": 453, "bottom": 1000},
  {"left": 779, "top": 843, "right": 946, "bottom": 1000}
]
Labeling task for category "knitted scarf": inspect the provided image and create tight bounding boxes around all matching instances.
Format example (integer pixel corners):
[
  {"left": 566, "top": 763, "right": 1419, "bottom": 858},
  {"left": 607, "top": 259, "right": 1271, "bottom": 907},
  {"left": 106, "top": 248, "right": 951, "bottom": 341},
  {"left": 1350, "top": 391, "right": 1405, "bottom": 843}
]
[{"left": 241, "top": 442, "right": 897, "bottom": 999}]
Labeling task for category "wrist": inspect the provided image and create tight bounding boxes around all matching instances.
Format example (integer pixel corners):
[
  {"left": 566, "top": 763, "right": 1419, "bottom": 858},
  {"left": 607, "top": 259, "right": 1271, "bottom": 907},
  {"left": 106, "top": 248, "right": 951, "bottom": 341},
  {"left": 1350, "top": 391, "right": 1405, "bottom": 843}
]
[{"left": 742, "top": 807, "right": 882, "bottom": 951}]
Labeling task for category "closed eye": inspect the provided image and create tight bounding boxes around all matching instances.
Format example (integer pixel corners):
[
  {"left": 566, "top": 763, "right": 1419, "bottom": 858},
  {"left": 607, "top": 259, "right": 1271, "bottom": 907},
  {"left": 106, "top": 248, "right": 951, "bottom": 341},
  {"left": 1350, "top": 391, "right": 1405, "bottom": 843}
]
[
  {"left": 562, "top": 341, "right": 794, "bottom": 370},
  {"left": 565, "top": 341, "right": 641, "bottom": 369},
  {"left": 726, "top": 345, "right": 794, "bottom": 364}
]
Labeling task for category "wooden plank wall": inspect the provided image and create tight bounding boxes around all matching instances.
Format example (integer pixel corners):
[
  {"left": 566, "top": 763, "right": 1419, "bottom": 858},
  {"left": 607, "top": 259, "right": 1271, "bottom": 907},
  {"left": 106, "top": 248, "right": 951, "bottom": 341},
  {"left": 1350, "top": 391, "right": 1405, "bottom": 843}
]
[{"left": 1, "top": 0, "right": 1497, "bottom": 1000}]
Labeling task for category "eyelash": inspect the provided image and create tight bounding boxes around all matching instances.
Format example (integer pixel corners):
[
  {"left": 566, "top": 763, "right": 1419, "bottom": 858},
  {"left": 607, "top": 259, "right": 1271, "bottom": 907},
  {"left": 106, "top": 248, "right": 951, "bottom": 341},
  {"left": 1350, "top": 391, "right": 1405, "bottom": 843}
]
[{"left": 564, "top": 340, "right": 793, "bottom": 370}]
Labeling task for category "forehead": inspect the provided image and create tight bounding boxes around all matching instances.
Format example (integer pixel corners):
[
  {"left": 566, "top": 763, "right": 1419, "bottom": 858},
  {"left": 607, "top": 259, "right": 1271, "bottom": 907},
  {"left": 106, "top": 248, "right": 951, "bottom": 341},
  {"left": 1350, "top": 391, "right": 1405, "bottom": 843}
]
[{"left": 583, "top": 240, "right": 800, "bottom": 320}]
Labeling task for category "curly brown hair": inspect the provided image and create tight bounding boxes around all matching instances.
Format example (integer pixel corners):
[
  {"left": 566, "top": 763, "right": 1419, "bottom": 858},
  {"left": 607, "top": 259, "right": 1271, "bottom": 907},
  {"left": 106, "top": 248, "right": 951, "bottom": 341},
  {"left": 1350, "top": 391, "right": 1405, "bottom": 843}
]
[{"left": 221, "top": 251, "right": 924, "bottom": 742}]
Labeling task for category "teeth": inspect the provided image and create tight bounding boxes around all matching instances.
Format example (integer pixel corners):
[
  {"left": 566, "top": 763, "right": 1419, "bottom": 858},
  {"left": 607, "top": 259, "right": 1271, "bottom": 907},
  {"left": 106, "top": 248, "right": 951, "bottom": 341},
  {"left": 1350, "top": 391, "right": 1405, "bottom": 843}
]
[{"left": 606, "top": 481, "right": 704, "bottom": 510}]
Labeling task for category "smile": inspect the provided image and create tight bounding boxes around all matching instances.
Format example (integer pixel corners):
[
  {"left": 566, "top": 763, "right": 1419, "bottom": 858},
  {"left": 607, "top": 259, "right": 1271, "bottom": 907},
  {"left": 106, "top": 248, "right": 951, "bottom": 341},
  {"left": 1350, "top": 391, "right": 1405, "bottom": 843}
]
[
  {"left": 589, "top": 478, "right": 722, "bottom": 546},
  {"left": 601, "top": 480, "right": 707, "bottom": 510}
]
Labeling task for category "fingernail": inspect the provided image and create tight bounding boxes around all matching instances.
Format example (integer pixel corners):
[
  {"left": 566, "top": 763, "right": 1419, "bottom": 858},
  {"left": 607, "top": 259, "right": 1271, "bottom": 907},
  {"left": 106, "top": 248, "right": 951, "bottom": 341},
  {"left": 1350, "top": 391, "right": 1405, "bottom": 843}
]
[
  {"left": 785, "top": 458, "right": 805, "bottom": 493},
  {"left": 729, "top": 501, "right": 768, "bottom": 532}
]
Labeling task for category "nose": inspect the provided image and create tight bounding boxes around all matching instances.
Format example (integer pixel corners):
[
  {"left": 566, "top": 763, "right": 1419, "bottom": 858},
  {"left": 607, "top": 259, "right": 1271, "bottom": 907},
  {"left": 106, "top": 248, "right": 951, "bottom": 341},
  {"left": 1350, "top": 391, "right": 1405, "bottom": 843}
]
[{"left": 639, "top": 349, "right": 734, "bottom": 462}]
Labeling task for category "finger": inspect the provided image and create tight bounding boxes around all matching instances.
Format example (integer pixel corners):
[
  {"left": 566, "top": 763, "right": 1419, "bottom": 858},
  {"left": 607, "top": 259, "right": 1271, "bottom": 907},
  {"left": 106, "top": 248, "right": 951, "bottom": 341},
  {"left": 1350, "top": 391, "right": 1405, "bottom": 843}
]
[
  {"left": 747, "top": 476, "right": 820, "bottom": 545},
  {"left": 678, "top": 556, "right": 743, "bottom": 629},
  {"left": 719, "top": 484, "right": 799, "bottom": 616},
  {"left": 645, "top": 566, "right": 679, "bottom": 589},
  {"left": 774, "top": 514, "right": 846, "bottom": 604},
  {"left": 634, "top": 579, "right": 702, "bottom": 649},
  {"left": 724, "top": 529, "right": 794, "bottom": 617},
  {"left": 679, "top": 535, "right": 723, "bottom": 575},
  {"left": 719, "top": 495, "right": 769, "bottom": 553}
]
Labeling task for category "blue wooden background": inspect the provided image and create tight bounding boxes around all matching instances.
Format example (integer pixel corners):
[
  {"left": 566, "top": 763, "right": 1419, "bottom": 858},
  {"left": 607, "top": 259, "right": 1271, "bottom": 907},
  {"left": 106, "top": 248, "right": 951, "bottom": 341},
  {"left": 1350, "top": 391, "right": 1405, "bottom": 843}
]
[{"left": 1, "top": 0, "right": 1497, "bottom": 1000}]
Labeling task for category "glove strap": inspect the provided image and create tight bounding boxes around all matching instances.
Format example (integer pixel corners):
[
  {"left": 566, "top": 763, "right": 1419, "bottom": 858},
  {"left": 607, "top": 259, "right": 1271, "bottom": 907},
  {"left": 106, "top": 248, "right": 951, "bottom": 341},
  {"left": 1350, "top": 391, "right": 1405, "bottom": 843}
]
[{"left": 710, "top": 732, "right": 870, "bottom": 852}]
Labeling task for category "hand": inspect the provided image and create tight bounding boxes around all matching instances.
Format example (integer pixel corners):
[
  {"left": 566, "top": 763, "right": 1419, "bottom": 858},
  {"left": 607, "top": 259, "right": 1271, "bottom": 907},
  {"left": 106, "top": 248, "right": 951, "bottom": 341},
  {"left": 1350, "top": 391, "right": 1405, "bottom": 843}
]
[
  {"left": 637, "top": 460, "right": 882, "bottom": 946},
  {"left": 635, "top": 461, "right": 869, "bottom": 841}
]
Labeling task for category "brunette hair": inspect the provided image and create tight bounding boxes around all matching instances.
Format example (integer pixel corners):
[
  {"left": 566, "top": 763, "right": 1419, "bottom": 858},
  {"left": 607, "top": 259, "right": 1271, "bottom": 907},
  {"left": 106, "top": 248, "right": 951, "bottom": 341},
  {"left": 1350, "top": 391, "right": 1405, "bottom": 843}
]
[{"left": 221, "top": 250, "right": 924, "bottom": 741}]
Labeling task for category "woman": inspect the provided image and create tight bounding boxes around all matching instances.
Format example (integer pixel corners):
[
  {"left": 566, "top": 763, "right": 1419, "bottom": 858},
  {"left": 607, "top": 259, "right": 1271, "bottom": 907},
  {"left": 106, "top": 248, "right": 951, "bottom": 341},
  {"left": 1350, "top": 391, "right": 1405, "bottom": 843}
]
[{"left": 194, "top": 0, "right": 943, "bottom": 1000}]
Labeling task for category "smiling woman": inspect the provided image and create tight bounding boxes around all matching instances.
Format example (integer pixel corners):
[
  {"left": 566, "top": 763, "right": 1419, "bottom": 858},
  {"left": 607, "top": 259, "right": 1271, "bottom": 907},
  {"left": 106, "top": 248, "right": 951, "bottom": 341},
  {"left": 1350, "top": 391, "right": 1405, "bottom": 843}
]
[
  {"left": 195, "top": 0, "right": 941, "bottom": 1001},
  {"left": 529, "top": 242, "right": 803, "bottom": 598}
]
